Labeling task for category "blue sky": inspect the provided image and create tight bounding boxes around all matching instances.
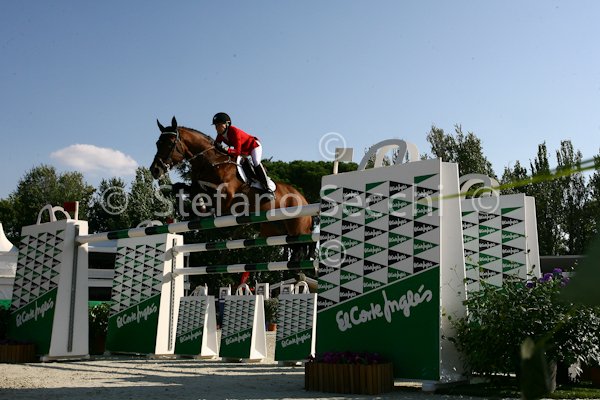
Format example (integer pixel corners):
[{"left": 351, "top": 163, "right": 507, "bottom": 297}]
[{"left": 1, "top": 1, "right": 600, "bottom": 199}]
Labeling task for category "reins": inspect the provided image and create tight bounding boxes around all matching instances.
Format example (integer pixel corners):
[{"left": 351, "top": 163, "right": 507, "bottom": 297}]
[{"left": 161, "top": 129, "right": 239, "bottom": 169}]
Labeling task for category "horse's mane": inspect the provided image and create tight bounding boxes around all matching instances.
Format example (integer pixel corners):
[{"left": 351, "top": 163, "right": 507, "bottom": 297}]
[{"left": 180, "top": 126, "right": 215, "bottom": 144}]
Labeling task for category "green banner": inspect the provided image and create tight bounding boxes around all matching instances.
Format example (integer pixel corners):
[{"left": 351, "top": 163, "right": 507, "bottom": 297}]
[
  {"left": 8, "top": 288, "right": 58, "bottom": 355},
  {"left": 106, "top": 295, "right": 160, "bottom": 354},
  {"left": 316, "top": 268, "right": 440, "bottom": 380},
  {"left": 275, "top": 328, "right": 313, "bottom": 360},
  {"left": 219, "top": 328, "right": 252, "bottom": 359},
  {"left": 175, "top": 327, "right": 203, "bottom": 356}
]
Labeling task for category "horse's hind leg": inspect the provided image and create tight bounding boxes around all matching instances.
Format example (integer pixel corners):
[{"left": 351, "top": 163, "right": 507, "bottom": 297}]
[{"left": 283, "top": 216, "right": 314, "bottom": 261}]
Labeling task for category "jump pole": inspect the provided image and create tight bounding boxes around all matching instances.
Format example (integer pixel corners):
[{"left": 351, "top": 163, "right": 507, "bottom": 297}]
[
  {"left": 76, "top": 204, "right": 320, "bottom": 244},
  {"left": 99, "top": 205, "right": 320, "bottom": 357},
  {"left": 171, "top": 233, "right": 320, "bottom": 255},
  {"left": 173, "top": 260, "right": 318, "bottom": 276}
]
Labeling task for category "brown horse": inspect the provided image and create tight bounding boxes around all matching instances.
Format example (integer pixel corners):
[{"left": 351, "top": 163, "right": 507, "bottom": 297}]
[{"left": 149, "top": 117, "right": 315, "bottom": 260}]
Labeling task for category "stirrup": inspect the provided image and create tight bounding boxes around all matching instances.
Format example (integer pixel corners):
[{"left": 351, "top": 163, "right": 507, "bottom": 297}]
[
  {"left": 263, "top": 190, "right": 275, "bottom": 199},
  {"left": 259, "top": 186, "right": 274, "bottom": 199}
]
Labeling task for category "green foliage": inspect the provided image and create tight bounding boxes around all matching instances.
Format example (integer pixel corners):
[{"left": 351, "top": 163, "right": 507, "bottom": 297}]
[
  {"left": 128, "top": 167, "right": 172, "bottom": 226},
  {"left": 501, "top": 160, "right": 530, "bottom": 195},
  {"left": 528, "top": 143, "right": 565, "bottom": 255},
  {"left": 556, "top": 141, "right": 590, "bottom": 255},
  {"left": 1, "top": 164, "right": 94, "bottom": 242},
  {"left": 0, "top": 199, "right": 16, "bottom": 238},
  {"left": 426, "top": 124, "right": 495, "bottom": 178},
  {"left": 264, "top": 297, "right": 278, "bottom": 323},
  {"left": 450, "top": 270, "right": 600, "bottom": 378},
  {"left": 87, "top": 177, "right": 132, "bottom": 232},
  {"left": 89, "top": 302, "right": 111, "bottom": 338},
  {"left": 87, "top": 168, "right": 173, "bottom": 233},
  {"left": 497, "top": 140, "right": 600, "bottom": 256},
  {"left": 587, "top": 155, "right": 600, "bottom": 240},
  {"left": 264, "top": 160, "right": 357, "bottom": 203}
]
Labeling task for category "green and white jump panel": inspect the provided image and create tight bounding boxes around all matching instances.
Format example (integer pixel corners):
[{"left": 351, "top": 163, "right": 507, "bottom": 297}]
[
  {"left": 316, "top": 157, "right": 466, "bottom": 382},
  {"left": 8, "top": 218, "right": 89, "bottom": 361},
  {"left": 462, "top": 193, "right": 540, "bottom": 291},
  {"left": 275, "top": 283, "right": 317, "bottom": 362},
  {"left": 106, "top": 233, "right": 184, "bottom": 356},
  {"left": 219, "top": 288, "right": 267, "bottom": 361},
  {"left": 174, "top": 295, "right": 219, "bottom": 358}
]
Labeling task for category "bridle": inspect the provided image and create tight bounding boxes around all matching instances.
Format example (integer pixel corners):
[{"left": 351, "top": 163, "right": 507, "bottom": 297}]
[
  {"left": 156, "top": 129, "right": 237, "bottom": 171},
  {"left": 154, "top": 129, "right": 185, "bottom": 173}
]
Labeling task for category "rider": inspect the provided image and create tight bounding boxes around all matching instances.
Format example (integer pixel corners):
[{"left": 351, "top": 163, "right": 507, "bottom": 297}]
[{"left": 212, "top": 112, "right": 275, "bottom": 199}]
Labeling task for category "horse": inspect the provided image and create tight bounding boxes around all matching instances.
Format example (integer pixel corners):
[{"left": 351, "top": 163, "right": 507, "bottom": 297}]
[{"left": 149, "top": 116, "right": 315, "bottom": 261}]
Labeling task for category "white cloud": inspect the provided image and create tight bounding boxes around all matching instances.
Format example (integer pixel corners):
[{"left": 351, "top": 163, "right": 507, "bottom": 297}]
[{"left": 50, "top": 144, "right": 138, "bottom": 177}]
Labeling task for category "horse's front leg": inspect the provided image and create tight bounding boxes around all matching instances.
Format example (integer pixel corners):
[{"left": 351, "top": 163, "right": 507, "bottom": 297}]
[{"left": 213, "top": 187, "right": 236, "bottom": 216}]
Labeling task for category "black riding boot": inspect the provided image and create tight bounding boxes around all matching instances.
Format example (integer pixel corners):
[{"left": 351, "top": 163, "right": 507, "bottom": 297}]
[{"left": 254, "top": 163, "right": 275, "bottom": 199}]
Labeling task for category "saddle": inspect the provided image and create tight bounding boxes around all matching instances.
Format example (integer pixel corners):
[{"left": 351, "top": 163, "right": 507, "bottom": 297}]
[{"left": 236, "top": 156, "right": 276, "bottom": 192}]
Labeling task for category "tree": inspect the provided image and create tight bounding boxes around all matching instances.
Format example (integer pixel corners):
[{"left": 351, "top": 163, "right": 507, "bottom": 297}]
[
  {"left": 585, "top": 153, "right": 600, "bottom": 246},
  {"left": 555, "top": 140, "right": 590, "bottom": 255},
  {"left": 500, "top": 160, "right": 530, "bottom": 195},
  {"left": 2, "top": 165, "right": 94, "bottom": 242},
  {"left": 426, "top": 124, "right": 495, "bottom": 178},
  {"left": 128, "top": 167, "right": 174, "bottom": 226},
  {"left": 265, "top": 160, "right": 357, "bottom": 204},
  {"left": 426, "top": 125, "right": 458, "bottom": 162},
  {"left": 88, "top": 178, "right": 132, "bottom": 233},
  {"left": 0, "top": 199, "right": 16, "bottom": 239},
  {"left": 529, "top": 143, "right": 565, "bottom": 255}
]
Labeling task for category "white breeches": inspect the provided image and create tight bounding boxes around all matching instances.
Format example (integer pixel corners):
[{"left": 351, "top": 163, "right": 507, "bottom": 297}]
[{"left": 250, "top": 143, "right": 263, "bottom": 166}]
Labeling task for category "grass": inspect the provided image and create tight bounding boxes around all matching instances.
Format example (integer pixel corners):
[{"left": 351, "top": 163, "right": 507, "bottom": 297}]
[{"left": 434, "top": 375, "right": 600, "bottom": 399}]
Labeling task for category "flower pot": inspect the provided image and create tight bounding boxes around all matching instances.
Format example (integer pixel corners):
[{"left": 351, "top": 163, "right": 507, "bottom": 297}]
[
  {"left": 0, "top": 343, "right": 36, "bottom": 363},
  {"left": 305, "top": 362, "right": 394, "bottom": 395},
  {"left": 267, "top": 323, "right": 277, "bottom": 332},
  {"left": 590, "top": 366, "right": 600, "bottom": 388},
  {"left": 89, "top": 335, "right": 106, "bottom": 355}
]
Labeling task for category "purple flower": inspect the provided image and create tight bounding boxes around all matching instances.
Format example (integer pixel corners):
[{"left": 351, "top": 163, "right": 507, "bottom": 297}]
[{"left": 310, "top": 350, "right": 388, "bottom": 364}]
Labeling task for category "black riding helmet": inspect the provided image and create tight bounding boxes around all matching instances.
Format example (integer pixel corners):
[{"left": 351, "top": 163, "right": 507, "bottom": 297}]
[{"left": 212, "top": 112, "right": 231, "bottom": 125}]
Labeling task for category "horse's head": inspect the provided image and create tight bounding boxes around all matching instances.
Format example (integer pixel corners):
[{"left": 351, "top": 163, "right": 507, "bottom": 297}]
[{"left": 150, "top": 116, "right": 186, "bottom": 179}]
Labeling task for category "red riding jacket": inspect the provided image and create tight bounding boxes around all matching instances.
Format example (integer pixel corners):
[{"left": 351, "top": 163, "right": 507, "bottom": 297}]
[{"left": 215, "top": 125, "right": 260, "bottom": 157}]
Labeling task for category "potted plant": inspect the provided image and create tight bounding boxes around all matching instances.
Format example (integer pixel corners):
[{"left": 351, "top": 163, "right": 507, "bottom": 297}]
[
  {"left": 89, "top": 302, "right": 111, "bottom": 355},
  {"left": 449, "top": 268, "right": 600, "bottom": 391},
  {"left": 264, "top": 298, "right": 278, "bottom": 331},
  {"left": 305, "top": 351, "right": 393, "bottom": 395}
]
